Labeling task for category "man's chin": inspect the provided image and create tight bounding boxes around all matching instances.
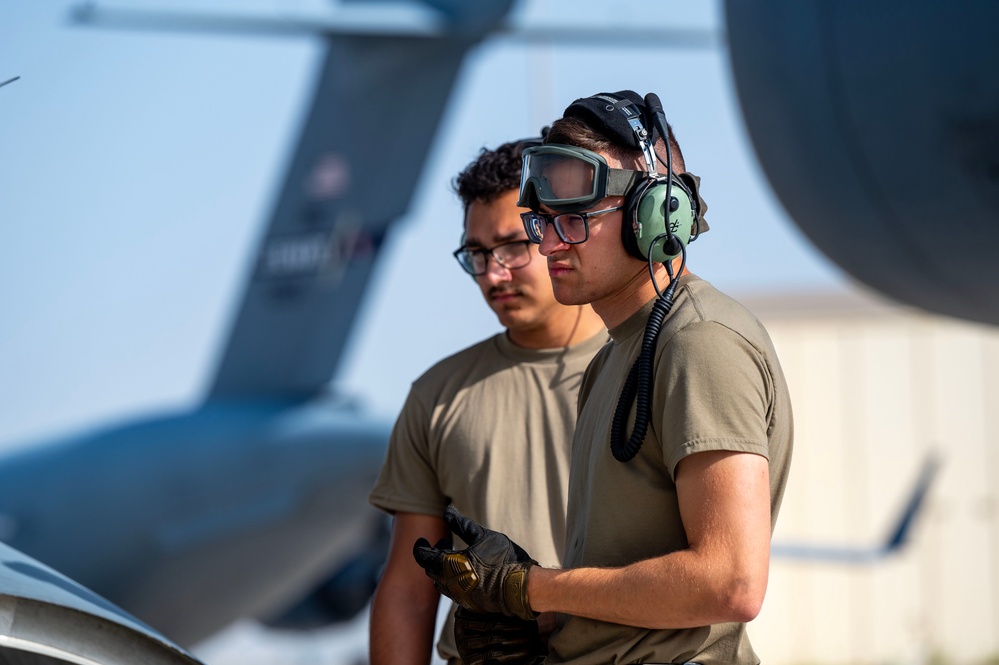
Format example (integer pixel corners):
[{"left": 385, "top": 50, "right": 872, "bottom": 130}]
[
  {"left": 552, "top": 288, "right": 586, "bottom": 307},
  {"left": 493, "top": 308, "right": 533, "bottom": 331}
]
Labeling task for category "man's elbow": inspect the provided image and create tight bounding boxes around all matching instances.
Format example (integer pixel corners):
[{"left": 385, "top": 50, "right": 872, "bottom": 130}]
[{"left": 718, "top": 573, "right": 767, "bottom": 623}]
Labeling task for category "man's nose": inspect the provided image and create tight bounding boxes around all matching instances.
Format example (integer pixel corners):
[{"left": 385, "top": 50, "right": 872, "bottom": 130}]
[
  {"left": 538, "top": 225, "right": 569, "bottom": 257},
  {"left": 482, "top": 257, "right": 513, "bottom": 282}
]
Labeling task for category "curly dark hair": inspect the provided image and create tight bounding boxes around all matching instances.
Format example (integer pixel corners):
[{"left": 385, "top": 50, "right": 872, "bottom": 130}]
[{"left": 453, "top": 137, "right": 541, "bottom": 215}]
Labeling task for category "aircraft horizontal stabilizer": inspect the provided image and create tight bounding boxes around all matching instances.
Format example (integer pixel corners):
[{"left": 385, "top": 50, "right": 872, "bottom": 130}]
[
  {"left": 494, "top": 24, "right": 721, "bottom": 49},
  {"left": 73, "top": 3, "right": 723, "bottom": 50},
  {"left": 70, "top": 2, "right": 447, "bottom": 38}
]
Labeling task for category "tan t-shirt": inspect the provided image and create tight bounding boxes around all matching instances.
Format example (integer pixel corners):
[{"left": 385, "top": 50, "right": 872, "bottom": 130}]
[
  {"left": 369, "top": 330, "right": 608, "bottom": 662},
  {"left": 547, "top": 275, "right": 793, "bottom": 665}
]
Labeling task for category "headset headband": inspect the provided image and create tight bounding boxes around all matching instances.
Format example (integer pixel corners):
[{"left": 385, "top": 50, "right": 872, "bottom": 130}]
[{"left": 564, "top": 91, "right": 661, "bottom": 154}]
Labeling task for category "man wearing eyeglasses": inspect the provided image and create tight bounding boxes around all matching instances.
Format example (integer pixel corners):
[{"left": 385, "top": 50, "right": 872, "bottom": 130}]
[
  {"left": 368, "top": 138, "right": 607, "bottom": 665},
  {"left": 414, "top": 91, "right": 793, "bottom": 665}
]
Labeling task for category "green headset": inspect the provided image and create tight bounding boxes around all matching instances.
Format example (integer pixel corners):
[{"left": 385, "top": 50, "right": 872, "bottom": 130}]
[
  {"left": 625, "top": 172, "right": 697, "bottom": 263},
  {"left": 563, "top": 91, "right": 705, "bottom": 264}
]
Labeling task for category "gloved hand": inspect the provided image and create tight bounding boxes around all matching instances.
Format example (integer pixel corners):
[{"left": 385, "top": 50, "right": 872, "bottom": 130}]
[
  {"left": 453, "top": 606, "right": 546, "bottom": 665},
  {"left": 413, "top": 505, "right": 538, "bottom": 620}
]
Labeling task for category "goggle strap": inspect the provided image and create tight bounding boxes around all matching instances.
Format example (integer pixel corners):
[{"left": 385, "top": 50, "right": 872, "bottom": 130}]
[{"left": 606, "top": 169, "right": 642, "bottom": 197}]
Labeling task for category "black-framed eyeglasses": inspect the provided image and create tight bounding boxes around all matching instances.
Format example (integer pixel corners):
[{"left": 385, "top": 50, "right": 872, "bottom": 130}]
[
  {"left": 520, "top": 205, "right": 623, "bottom": 245},
  {"left": 452, "top": 239, "right": 534, "bottom": 276}
]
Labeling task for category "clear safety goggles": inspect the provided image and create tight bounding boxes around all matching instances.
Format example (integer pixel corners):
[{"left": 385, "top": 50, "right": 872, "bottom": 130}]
[{"left": 517, "top": 145, "right": 642, "bottom": 214}]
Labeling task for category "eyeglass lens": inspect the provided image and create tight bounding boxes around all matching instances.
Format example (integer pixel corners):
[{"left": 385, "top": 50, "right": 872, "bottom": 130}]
[
  {"left": 522, "top": 213, "right": 587, "bottom": 245},
  {"left": 458, "top": 241, "right": 532, "bottom": 275}
]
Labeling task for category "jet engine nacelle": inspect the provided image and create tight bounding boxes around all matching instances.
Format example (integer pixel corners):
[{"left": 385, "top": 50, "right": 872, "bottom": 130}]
[
  {"left": 0, "top": 540, "right": 203, "bottom": 665},
  {"left": 724, "top": 1, "right": 999, "bottom": 325}
]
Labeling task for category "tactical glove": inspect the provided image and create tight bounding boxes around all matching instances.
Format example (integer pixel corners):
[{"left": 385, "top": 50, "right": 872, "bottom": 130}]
[
  {"left": 454, "top": 606, "right": 546, "bottom": 665},
  {"left": 413, "top": 505, "right": 538, "bottom": 620}
]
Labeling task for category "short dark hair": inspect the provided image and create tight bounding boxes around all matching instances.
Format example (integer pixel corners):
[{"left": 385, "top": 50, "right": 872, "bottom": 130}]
[
  {"left": 453, "top": 138, "right": 540, "bottom": 214},
  {"left": 545, "top": 116, "right": 686, "bottom": 173}
]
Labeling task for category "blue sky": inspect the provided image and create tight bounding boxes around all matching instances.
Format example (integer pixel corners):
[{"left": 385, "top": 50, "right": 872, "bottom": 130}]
[{"left": 0, "top": 0, "right": 848, "bottom": 448}]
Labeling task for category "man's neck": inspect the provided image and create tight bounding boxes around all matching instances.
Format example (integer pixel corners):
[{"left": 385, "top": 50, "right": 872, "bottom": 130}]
[
  {"left": 593, "top": 263, "right": 688, "bottom": 330},
  {"left": 506, "top": 306, "right": 605, "bottom": 350}
]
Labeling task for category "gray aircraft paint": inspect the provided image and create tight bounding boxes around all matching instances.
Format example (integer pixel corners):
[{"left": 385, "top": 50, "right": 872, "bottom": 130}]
[{"left": 725, "top": 0, "right": 999, "bottom": 325}]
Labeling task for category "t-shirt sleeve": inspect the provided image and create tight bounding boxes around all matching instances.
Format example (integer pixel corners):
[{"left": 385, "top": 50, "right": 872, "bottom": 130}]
[
  {"left": 368, "top": 385, "right": 449, "bottom": 516},
  {"left": 656, "top": 320, "right": 773, "bottom": 479}
]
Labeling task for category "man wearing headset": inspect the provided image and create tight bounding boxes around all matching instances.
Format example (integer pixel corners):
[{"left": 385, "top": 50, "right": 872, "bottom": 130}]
[
  {"left": 414, "top": 91, "right": 793, "bottom": 665},
  {"left": 368, "top": 138, "right": 608, "bottom": 665}
]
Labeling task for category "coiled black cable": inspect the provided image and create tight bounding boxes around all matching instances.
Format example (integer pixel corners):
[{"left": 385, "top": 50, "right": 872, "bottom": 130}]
[
  {"left": 609, "top": 236, "right": 685, "bottom": 462},
  {"left": 610, "top": 92, "right": 691, "bottom": 462},
  {"left": 609, "top": 286, "right": 676, "bottom": 461}
]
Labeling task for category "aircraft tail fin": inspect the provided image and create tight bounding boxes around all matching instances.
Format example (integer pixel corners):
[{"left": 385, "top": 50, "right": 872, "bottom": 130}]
[
  {"left": 70, "top": 5, "right": 487, "bottom": 402},
  {"left": 772, "top": 452, "right": 941, "bottom": 564},
  {"left": 206, "top": 36, "right": 475, "bottom": 401},
  {"left": 884, "top": 452, "right": 941, "bottom": 551}
]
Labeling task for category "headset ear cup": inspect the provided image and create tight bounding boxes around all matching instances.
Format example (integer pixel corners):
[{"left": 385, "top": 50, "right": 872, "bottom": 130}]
[
  {"left": 633, "top": 178, "right": 670, "bottom": 262},
  {"left": 621, "top": 180, "right": 648, "bottom": 261},
  {"left": 624, "top": 176, "right": 672, "bottom": 261},
  {"left": 634, "top": 177, "right": 696, "bottom": 262}
]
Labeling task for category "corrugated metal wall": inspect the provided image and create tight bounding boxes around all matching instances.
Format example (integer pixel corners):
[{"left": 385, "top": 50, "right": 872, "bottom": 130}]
[{"left": 746, "top": 290, "right": 999, "bottom": 665}]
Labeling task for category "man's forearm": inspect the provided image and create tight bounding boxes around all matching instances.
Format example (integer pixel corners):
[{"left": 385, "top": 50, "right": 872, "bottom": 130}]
[
  {"left": 372, "top": 510, "right": 450, "bottom": 664},
  {"left": 369, "top": 581, "right": 440, "bottom": 665},
  {"left": 526, "top": 547, "right": 766, "bottom": 630}
]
